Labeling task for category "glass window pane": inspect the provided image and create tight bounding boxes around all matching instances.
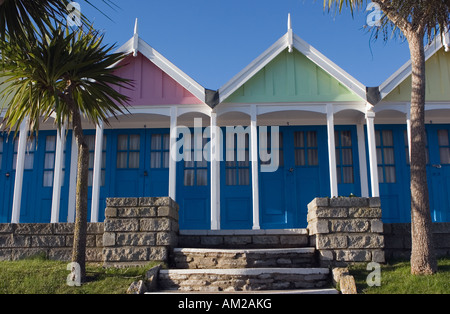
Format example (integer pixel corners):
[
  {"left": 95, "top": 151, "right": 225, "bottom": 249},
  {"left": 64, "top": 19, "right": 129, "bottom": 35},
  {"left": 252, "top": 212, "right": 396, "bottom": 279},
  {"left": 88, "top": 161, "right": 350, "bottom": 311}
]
[
  {"left": 382, "top": 130, "right": 394, "bottom": 146},
  {"left": 163, "top": 152, "right": 170, "bottom": 168},
  {"left": 341, "top": 131, "right": 352, "bottom": 146},
  {"left": 384, "top": 148, "right": 395, "bottom": 164},
  {"left": 197, "top": 169, "right": 208, "bottom": 186},
  {"left": 151, "top": 134, "right": 162, "bottom": 150},
  {"left": 44, "top": 153, "right": 55, "bottom": 169},
  {"left": 378, "top": 166, "right": 384, "bottom": 184},
  {"left": 342, "top": 167, "right": 354, "bottom": 184},
  {"left": 385, "top": 166, "right": 396, "bottom": 183},
  {"left": 89, "top": 152, "right": 95, "bottom": 169},
  {"left": 440, "top": 147, "right": 450, "bottom": 164},
  {"left": 24, "top": 154, "right": 34, "bottom": 170},
  {"left": 184, "top": 170, "right": 195, "bottom": 186},
  {"left": 307, "top": 132, "right": 317, "bottom": 147},
  {"left": 129, "top": 152, "right": 140, "bottom": 168},
  {"left": 46, "top": 136, "right": 56, "bottom": 151},
  {"left": 226, "top": 169, "right": 236, "bottom": 186},
  {"left": 117, "top": 135, "right": 128, "bottom": 150},
  {"left": 375, "top": 131, "right": 381, "bottom": 147},
  {"left": 117, "top": 152, "right": 127, "bottom": 169},
  {"left": 163, "top": 134, "right": 170, "bottom": 150},
  {"left": 342, "top": 149, "right": 353, "bottom": 165},
  {"left": 438, "top": 130, "right": 449, "bottom": 146},
  {"left": 238, "top": 168, "right": 250, "bottom": 186},
  {"left": 43, "top": 171, "right": 54, "bottom": 187},
  {"left": 86, "top": 135, "right": 96, "bottom": 151},
  {"left": 377, "top": 148, "right": 383, "bottom": 165},
  {"left": 294, "top": 132, "right": 304, "bottom": 148},
  {"left": 129, "top": 135, "right": 140, "bottom": 150}
]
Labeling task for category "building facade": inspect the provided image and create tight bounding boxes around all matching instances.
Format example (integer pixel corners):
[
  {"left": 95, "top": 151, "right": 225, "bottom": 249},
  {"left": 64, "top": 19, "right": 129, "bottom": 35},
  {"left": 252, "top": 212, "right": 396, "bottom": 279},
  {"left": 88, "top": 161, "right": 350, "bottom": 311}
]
[{"left": 1, "top": 21, "right": 450, "bottom": 230}]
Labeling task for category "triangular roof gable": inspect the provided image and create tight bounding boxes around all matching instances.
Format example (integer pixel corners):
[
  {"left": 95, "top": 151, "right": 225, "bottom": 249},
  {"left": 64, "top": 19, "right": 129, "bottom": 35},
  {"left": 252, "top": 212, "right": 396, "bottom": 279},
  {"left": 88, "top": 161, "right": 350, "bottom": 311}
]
[
  {"left": 379, "top": 33, "right": 450, "bottom": 102},
  {"left": 115, "top": 35, "right": 206, "bottom": 106},
  {"left": 218, "top": 31, "right": 367, "bottom": 104}
]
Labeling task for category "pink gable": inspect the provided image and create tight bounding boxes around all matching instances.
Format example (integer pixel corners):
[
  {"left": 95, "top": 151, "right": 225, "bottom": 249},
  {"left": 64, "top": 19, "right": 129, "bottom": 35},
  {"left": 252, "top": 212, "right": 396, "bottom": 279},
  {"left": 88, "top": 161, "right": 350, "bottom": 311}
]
[{"left": 113, "top": 53, "right": 204, "bottom": 106}]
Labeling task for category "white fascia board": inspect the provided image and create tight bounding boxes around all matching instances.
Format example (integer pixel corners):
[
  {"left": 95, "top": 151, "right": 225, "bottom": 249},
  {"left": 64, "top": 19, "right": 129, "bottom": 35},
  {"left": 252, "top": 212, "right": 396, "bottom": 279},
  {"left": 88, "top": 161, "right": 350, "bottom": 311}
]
[
  {"left": 218, "top": 34, "right": 289, "bottom": 104},
  {"left": 379, "top": 37, "right": 444, "bottom": 100},
  {"left": 292, "top": 34, "right": 367, "bottom": 102},
  {"left": 114, "top": 37, "right": 206, "bottom": 105}
]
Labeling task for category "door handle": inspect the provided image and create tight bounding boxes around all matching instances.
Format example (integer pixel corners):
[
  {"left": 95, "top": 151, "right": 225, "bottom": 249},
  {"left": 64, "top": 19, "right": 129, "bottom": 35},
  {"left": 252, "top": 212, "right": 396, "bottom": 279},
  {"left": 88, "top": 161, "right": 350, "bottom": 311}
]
[
  {"left": 5, "top": 172, "right": 10, "bottom": 178},
  {"left": 288, "top": 168, "right": 294, "bottom": 173},
  {"left": 432, "top": 164, "right": 442, "bottom": 169},
  {"left": 143, "top": 171, "right": 148, "bottom": 177}
]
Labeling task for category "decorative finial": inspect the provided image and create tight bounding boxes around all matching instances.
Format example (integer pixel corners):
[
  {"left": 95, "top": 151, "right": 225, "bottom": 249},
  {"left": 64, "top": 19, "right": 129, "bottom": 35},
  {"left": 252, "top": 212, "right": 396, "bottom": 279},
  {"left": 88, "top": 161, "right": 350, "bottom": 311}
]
[
  {"left": 133, "top": 18, "right": 139, "bottom": 57},
  {"left": 287, "top": 13, "right": 293, "bottom": 53}
]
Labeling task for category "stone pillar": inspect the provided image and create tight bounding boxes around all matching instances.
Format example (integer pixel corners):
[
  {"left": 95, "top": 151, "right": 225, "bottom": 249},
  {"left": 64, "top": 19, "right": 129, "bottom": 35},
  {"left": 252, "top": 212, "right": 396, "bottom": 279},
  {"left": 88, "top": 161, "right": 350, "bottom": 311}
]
[
  {"left": 307, "top": 197, "right": 385, "bottom": 267},
  {"left": 102, "top": 197, "right": 179, "bottom": 267}
]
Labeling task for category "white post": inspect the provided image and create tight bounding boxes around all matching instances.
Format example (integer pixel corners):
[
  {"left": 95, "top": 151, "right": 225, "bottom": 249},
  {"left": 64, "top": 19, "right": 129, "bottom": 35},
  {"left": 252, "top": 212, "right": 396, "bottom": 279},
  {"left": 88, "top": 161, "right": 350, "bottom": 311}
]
[
  {"left": 406, "top": 109, "right": 412, "bottom": 163},
  {"left": 11, "top": 120, "right": 28, "bottom": 224},
  {"left": 51, "top": 126, "right": 66, "bottom": 223},
  {"left": 169, "top": 107, "right": 178, "bottom": 201},
  {"left": 250, "top": 105, "right": 260, "bottom": 230},
  {"left": 326, "top": 104, "right": 338, "bottom": 198},
  {"left": 357, "top": 121, "right": 369, "bottom": 197},
  {"left": 366, "top": 109, "right": 380, "bottom": 197},
  {"left": 67, "top": 131, "right": 78, "bottom": 223},
  {"left": 91, "top": 122, "right": 104, "bottom": 223},
  {"left": 210, "top": 112, "right": 221, "bottom": 230}
]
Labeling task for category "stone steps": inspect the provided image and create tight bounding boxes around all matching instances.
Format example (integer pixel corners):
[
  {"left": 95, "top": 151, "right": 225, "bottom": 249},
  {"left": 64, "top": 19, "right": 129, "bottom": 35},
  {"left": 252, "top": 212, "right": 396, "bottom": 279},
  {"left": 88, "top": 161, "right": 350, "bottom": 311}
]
[
  {"left": 172, "top": 247, "right": 317, "bottom": 269},
  {"left": 158, "top": 268, "right": 331, "bottom": 293}
]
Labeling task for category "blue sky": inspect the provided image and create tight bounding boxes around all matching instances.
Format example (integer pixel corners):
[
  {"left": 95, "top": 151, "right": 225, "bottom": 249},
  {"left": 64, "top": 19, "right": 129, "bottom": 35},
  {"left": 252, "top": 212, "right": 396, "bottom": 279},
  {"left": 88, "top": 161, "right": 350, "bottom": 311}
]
[{"left": 81, "top": 0, "right": 411, "bottom": 91}]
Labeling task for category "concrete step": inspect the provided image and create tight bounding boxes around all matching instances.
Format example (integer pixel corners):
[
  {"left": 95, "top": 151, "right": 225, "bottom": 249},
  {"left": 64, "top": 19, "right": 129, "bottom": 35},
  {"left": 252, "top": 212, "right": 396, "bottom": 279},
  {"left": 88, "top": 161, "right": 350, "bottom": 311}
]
[
  {"left": 172, "top": 247, "right": 317, "bottom": 269},
  {"left": 178, "top": 229, "right": 310, "bottom": 249},
  {"left": 148, "top": 288, "right": 339, "bottom": 295},
  {"left": 158, "top": 268, "right": 330, "bottom": 293}
]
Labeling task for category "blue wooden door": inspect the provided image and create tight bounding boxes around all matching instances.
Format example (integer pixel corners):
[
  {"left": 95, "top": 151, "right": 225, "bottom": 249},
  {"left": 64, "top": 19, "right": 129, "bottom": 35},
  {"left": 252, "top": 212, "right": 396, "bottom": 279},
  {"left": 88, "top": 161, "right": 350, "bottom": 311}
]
[
  {"left": 374, "top": 126, "right": 410, "bottom": 223},
  {"left": 0, "top": 133, "right": 14, "bottom": 223},
  {"left": 335, "top": 126, "right": 361, "bottom": 197},
  {"left": 110, "top": 130, "right": 167, "bottom": 197},
  {"left": 220, "top": 129, "right": 252, "bottom": 229},
  {"left": 177, "top": 131, "right": 211, "bottom": 230},
  {"left": 259, "top": 126, "right": 330, "bottom": 229},
  {"left": 427, "top": 125, "right": 450, "bottom": 223}
]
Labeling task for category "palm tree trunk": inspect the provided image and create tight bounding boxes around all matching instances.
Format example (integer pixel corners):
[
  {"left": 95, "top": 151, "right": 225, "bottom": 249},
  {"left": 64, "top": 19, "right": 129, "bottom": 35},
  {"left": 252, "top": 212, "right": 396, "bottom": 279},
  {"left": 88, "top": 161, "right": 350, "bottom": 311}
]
[
  {"left": 69, "top": 101, "right": 90, "bottom": 283},
  {"left": 407, "top": 30, "right": 438, "bottom": 275}
]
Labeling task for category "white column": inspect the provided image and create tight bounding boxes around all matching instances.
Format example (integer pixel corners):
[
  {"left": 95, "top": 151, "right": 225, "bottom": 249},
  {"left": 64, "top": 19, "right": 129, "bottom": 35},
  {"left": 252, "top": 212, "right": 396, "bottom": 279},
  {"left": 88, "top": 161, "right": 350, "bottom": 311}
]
[
  {"left": 210, "top": 112, "right": 220, "bottom": 230},
  {"left": 326, "top": 104, "right": 338, "bottom": 198},
  {"left": 90, "top": 122, "right": 104, "bottom": 223},
  {"left": 51, "top": 126, "right": 66, "bottom": 223},
  {"left": 67, "top": 132, "right": 78, "bottom": 223},
  {"left": 11, "top": 120, "right": 28, "bottom": 224},
  {"left": 406, "top": 109, "right": 412, "bottom": 163},
  {"left": 366, "top": 109, "right": 380, "bottom": 197},
  {"left": 169, "top": 107, "right": 178, "bottom": 201},
  {"left": 250, "top": 105, "right": 260, "bottom": 230},
  {"left": 357, "top": 121, "right": 369, "bottom": 197}
]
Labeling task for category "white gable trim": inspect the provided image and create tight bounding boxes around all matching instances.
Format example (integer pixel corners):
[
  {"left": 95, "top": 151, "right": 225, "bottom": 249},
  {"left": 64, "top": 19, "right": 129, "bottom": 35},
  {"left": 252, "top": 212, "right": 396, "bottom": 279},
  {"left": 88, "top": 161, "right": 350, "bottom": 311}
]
[
  {"left": 116, "top": 37, "right": 206, "bottom": 104},
  {"left": 379, "top": 35, "right": 448, "bottom": 100},
  {"left": 218, "top": 32, "right": 368, "bottom": 104}
]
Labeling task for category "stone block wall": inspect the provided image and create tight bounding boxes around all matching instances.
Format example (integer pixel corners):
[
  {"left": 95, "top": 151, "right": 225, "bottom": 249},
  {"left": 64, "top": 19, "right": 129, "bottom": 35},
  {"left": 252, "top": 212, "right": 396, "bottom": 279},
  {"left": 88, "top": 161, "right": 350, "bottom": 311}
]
[
  {"left": 102, "top": 197, "right": 179, "bottom": 267},
  {"left": 384, "top": 223, "right": 450, "bottom": 260},
  {"left": 0, "top": 223, "right": 104, "bottom": 262},
  {"left": 307, "top": 197, "right": 385, "bottom": 267}
]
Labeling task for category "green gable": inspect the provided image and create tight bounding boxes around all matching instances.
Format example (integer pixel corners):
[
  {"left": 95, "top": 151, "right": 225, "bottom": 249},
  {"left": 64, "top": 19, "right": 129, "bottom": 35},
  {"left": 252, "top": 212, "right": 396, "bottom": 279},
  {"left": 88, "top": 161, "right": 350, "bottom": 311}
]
[
  {"left": 224, "top": 48, "right": 362, "bottom": 104},
  {"left": 384, "top": 48, "right": 450, "bottom": 102}
]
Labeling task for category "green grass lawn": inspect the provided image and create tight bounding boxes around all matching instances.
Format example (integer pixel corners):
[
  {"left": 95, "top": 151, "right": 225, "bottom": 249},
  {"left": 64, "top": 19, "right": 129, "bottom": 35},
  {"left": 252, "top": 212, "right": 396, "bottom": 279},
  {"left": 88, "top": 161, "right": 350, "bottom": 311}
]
[
  {"left": 350, "top": 258, "right": 450, "bottom": 294},
  {"left": 0, "top": 255, "right": 161, "bottom": 294}
]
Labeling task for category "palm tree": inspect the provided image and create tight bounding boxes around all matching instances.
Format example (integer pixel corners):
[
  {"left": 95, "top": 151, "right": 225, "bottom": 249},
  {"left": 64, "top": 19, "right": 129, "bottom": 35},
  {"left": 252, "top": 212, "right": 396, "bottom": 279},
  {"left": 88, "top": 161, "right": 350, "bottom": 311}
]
[
  {"left": 324, "top": 0, "right": 450, "bottom": 275},
  {"left": 0, "top": 25, "right": 131, "bottom": 282},
  {"left": 0, "top": 0, "right": 115, "bottom": 39}
]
